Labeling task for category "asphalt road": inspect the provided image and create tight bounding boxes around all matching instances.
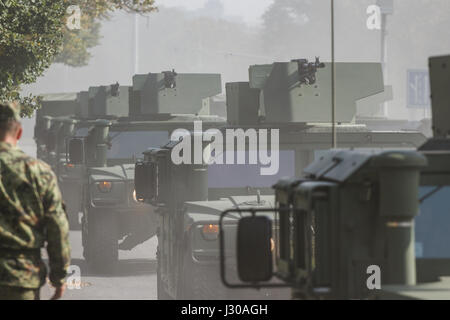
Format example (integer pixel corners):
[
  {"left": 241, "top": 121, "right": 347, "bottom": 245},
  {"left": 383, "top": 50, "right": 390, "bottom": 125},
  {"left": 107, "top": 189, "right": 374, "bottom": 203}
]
[{"left": 40, "top": 232, "right": 158, "bottom": 300}]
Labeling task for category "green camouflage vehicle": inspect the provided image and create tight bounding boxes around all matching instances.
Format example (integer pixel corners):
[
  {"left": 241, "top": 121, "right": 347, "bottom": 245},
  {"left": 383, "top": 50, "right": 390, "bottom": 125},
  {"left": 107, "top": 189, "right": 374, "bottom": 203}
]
[
  {"left": 64, "top": 71, "right": 225, "bottom": 273},
  {"left": 380, "top": 54, "right": 450, "bottom": 299},
  {"left": 35, "top": 92, "right": 101, "bottom": 229},
  {"left": 135, "top": 58, "right": 426, "bottom": 300},
  {"left": 35, "top": 88, "right": 126, "bottom": 229},
  {"left": 224, "top": 55, "right": 450, "bottom": 300}
]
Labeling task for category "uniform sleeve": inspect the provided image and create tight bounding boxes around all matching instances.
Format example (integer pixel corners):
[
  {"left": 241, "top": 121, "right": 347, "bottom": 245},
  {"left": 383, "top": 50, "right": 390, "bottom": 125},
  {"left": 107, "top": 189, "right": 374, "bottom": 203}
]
[{"left": 42, "top": 169, "right": 71, "bottom": 287}]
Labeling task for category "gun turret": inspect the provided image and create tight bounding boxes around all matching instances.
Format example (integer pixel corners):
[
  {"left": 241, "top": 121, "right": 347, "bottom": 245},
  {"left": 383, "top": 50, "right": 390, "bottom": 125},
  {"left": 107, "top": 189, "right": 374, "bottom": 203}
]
[
  {"left": 88, "top": 84, "right": 130, "bottom": 118},
  {"left": 130, "top": 71, "right": 221, "bottom": 116},
  {"left": 37, "top": 93, "right": 79, "bottom": 118},
  {"left": 292, "top": 57, "right": 326, "bottom": 86},
  {"left": 162, "top": 69, "right": 178, "bottom": 89},
  {"left": 226, "top": 59, "right": 386, "bottom": 125},
  {"left": 76, "top": 91, "right": 89, "bottom": 118}
]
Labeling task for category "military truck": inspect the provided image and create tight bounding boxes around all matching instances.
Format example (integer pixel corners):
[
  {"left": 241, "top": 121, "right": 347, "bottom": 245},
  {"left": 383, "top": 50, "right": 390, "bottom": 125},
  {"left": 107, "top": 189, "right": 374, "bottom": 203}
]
[
  {"left": 135, "top": 58, "right": 426, "bottom": 300},
  {"left": 222, "top": 54, "right": 450, "bottom": 300},
  {"left": 64, "top": 71, "right": 225, "bottom": 272}
]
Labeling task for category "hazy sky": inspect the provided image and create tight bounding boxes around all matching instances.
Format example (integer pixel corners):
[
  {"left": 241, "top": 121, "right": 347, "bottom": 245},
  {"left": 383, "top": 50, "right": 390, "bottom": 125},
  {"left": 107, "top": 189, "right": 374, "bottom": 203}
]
[
  {"left": 21, "top": 0, "right": 449, "bottom": 132},
  {"left": 157, "top": 0, "right": 274, "bottom": 25}
]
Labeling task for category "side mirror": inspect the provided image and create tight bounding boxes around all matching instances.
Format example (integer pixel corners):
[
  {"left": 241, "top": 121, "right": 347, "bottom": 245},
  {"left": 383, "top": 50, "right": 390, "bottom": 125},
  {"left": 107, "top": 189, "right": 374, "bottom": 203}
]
[
  {"left": 68, "top": 139, "right": 84, "bottom": 165},
  {"left": 134, "top": 161, "right": 155, "bottom": 202},
  {"left": 237, "top": 216, "right": 273, "bottom": 282}
]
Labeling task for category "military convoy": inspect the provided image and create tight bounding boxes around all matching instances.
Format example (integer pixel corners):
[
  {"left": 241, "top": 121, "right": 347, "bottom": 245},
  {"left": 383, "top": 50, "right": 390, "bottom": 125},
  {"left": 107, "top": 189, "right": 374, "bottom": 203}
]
[
  {"left": 219, "top": 55, "right": 450, "bottom": 300},
  {"left": 134, "top": 58, "right": 426, "bottom": 299},
  {"left": 34, "top": 71, "right": 226, "bottom": 272},
  {"left": 35, "top": 55, "right": 442, "bottom": 298}
]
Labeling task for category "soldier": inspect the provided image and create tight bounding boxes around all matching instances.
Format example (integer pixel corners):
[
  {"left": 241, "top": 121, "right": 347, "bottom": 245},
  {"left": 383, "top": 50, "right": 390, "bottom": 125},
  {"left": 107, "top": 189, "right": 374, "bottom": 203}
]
[{"left": 0, "top": 102, "right": 71, "bottom": 300}]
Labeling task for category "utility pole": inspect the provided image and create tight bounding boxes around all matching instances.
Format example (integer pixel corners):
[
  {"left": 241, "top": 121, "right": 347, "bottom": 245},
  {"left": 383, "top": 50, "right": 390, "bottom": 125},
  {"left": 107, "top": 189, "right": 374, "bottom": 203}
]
[
  {"left": 134, "top": 13, "right": 140, "bottom": 75},
  {"left": 377, "top": 0, "right": 394, "bottom": 118},
  {"left": 331, "top": 0, "right": 337, "bottom": 149}
]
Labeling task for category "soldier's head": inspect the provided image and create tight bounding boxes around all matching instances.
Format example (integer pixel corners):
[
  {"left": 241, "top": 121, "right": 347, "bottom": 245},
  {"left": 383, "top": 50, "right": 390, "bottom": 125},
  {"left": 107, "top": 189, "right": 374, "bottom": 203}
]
[{"left": 0, "top": 102, "right": 22, "bottom": 145}]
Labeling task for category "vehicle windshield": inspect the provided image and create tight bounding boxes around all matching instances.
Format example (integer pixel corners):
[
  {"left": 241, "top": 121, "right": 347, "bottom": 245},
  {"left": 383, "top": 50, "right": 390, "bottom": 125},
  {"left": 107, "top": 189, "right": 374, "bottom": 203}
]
[
  {"left": 107, "top": 130, "right": 169, "bottom": 159},
  {"left": 415, "top": 186, "right": 450, "bottom": 258}
]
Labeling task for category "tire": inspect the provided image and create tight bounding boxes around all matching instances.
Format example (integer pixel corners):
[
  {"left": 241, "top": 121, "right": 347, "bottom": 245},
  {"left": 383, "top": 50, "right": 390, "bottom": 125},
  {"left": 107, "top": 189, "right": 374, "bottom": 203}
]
[{"left": 84, "top": 209, "right": 118, "bottom": 274}]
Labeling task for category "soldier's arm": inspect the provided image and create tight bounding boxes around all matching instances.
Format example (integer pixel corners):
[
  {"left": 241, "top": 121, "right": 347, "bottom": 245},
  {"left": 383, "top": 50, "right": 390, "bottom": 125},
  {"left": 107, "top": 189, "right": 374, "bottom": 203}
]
[{"left": 42, "top": 169, "right": 71, "bottom": 287}]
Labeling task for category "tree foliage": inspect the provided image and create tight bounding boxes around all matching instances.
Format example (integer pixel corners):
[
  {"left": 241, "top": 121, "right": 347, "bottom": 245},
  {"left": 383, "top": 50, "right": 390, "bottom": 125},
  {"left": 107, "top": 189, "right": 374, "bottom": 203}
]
[
  {"left": 0, "top": 0, "right": 157, "bottom": 117},
  {"left": 0, "top": 0, "right": 66, "bottom": 117}
]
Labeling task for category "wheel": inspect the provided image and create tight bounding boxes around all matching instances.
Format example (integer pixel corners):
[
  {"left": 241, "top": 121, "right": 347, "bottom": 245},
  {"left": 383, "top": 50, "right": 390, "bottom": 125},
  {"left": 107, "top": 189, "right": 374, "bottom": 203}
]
[
  {"left": 83, "top": 208, "right": 118, "bottom": 274},
  {"left": 178, "top": 247, "right": 227, "bottom": 300}
]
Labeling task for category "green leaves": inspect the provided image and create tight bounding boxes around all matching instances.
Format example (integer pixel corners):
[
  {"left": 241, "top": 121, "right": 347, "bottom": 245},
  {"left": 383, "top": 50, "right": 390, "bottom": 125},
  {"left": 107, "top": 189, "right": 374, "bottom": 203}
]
[
  {"left": 0, "top": 0, "right": 66, "bottom": 116},
  {"left": 0, "top": 0, "right": 157, "bottom": 117}
]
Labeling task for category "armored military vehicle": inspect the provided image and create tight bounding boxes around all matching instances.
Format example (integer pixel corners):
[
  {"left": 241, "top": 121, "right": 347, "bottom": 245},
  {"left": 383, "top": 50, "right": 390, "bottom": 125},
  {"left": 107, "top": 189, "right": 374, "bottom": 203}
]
[
  {"left": 64, "top": 71, "right": 225, "bottom": 272},
  {"left": 380, "top": 54, "right": 450, "bottom": 299},
  {"left": 223, "top": 54, "right": 450, "bottom": 300},
  {"left": 35, "top": 92, "right": 100, "bottom": 229},
  {"left": 135, "top": 58, "right": 426, "bottom": 299},
  {"left": 34, "top": 93, "right": 80, "bottom": 168},
  {"left": 355, "top": 87, "right": 432, "bottom": 138},
  {"left": 35, "top": 87, "right": 126, "bottom": 229},
  {"left": 36, "top": 82, "right": 134, "bottom": 171}
]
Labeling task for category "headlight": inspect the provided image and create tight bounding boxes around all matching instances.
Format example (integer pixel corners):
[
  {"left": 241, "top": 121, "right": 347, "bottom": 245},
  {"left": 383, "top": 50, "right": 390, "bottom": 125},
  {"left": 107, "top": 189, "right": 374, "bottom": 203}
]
[
  {"left": 97, "top": 181, "right": 112, "bottom": 193},
  {"left": 132, "top": 189, "right": 144, "bottom": 203},
  {"left": 201, "top": 224, "right": 219, "bottom": 241}
]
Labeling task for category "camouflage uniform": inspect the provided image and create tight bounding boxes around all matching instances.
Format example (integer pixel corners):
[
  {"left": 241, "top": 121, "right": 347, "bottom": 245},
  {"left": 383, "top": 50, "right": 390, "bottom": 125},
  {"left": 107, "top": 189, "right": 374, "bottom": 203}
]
[{"left": 0, "top": 102, "right": 70, "bottom": 300}]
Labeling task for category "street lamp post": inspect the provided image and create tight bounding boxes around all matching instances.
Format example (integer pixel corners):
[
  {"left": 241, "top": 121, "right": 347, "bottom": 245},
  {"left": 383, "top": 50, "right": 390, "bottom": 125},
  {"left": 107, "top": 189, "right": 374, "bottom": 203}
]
[
  {"left": 331, "top": 0, "right": 337, "bottom": 149},
  {"left": 377, "top": 0, "right": 394, "bottom": 118},
  {"left": 134, "top": 13, "right": 139, "bottom": 75}
]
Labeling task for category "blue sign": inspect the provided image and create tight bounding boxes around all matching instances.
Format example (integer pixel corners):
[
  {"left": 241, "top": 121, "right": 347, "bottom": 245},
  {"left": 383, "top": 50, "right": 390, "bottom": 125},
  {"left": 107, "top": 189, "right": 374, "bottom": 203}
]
[
  {"left": 407, "top": 70, "right": 431, "bottom": 109},
  {"left": 377, "top": 0, "right": 394, "bottom": 14}
]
